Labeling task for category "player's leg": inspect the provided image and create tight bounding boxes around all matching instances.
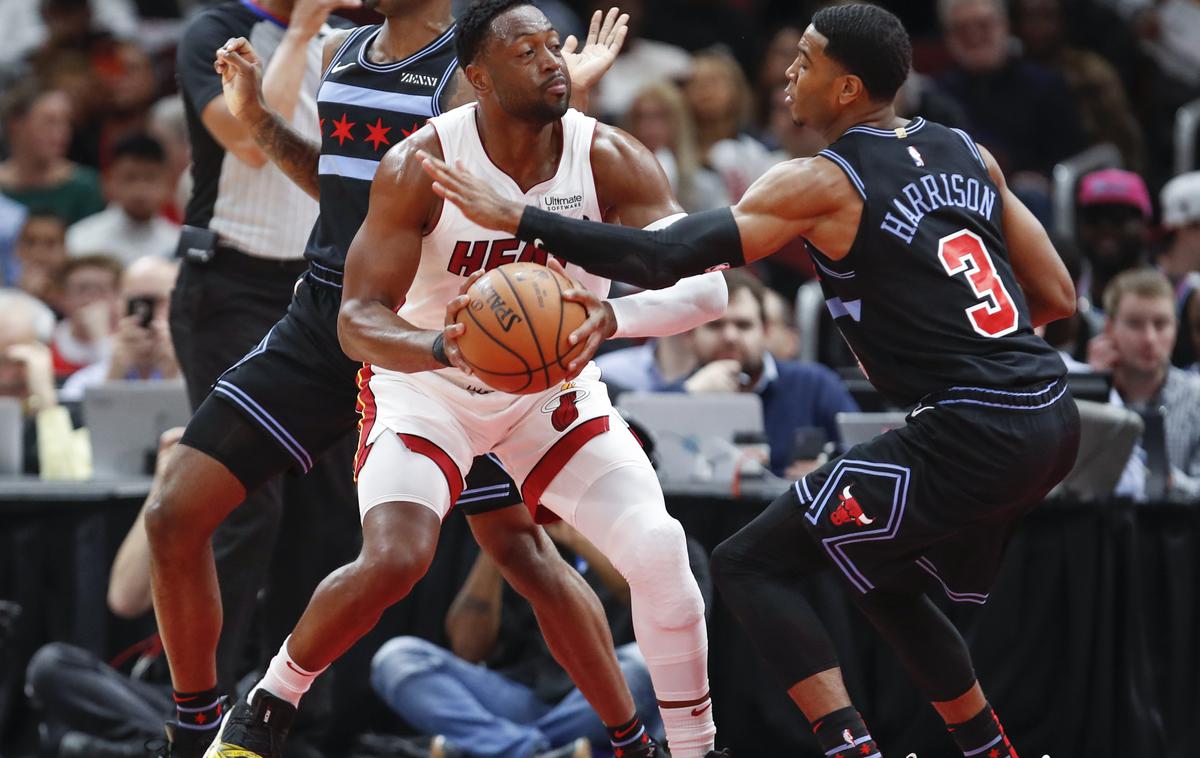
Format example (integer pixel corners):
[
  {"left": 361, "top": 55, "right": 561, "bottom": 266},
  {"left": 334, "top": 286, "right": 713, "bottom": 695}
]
[
  {"left": 466, "top": 488, "right": 657, "bottom": 754},
  {"left": 205, "top": 432, "right": 451, "bottom": 756},
  {"left": 535, "top": 431, "right": 715, "bottom": 758},
  {"left": 710, "top": 488, "right": 880, "bottom": 756},
  {"left": 851, "top": 590, "right": 1018, "bottom": 758}
]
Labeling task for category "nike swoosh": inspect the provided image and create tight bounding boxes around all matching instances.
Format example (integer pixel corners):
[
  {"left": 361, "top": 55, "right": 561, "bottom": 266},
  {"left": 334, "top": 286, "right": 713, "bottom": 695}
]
[
  {"left": 330, "top": 61, "right": 355, "bottom": 75},
  {"left": 691, "top": 702, "right": 713, "bottom": 717},
  {"left": 615, "top": 722, "right": 639, "bottom": 738}
]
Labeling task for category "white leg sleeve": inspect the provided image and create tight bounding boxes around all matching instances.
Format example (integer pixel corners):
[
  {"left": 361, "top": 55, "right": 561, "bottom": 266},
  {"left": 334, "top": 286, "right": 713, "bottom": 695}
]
[
  {"left": 542, "top": 456, "right": 717, "bottom": 758},
  {"left": 356, "top": 432, "right": 452, "bottom": 523}
]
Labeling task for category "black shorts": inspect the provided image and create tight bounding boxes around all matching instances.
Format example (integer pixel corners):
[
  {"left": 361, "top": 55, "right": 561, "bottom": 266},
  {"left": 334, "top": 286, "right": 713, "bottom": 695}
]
[
  {"left": 792, "top": 377, "right": 1080, "bottom": 603},
  {"left": 180, "top": 267, "right": 522, "bottom": 515}
]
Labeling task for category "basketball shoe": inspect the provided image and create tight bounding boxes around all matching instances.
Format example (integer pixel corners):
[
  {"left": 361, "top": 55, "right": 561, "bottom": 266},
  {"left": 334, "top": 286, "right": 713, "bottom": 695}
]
[
  {"left": 627, "top": 743, "right": 729, "bottom": 758},
  {"left": 201, "top": 689, "right": 295, "bottom": 758}
]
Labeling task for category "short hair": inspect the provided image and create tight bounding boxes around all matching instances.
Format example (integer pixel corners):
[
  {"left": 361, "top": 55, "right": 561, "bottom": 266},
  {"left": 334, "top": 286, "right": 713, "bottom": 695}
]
[
  {"left": 57, "top": 254, "right": 123, "bottom": 287},
  {"left": 1, "top": 78, "right": 62, "bottom": 133},
  {"left": 723, "top": 269, "right": 767, "bottom": 324},
  {"left": 112, "top": 133, "right": 166, "bottom": 164},
  {"left": 1103, "top": 268, "right": 1174, "bottom": 317},
  {"left": 456, "top": 0, "right": 535, "bottom": 66},
  {"left": 812, "top": 3, "right": 912, "bottom": 102}
]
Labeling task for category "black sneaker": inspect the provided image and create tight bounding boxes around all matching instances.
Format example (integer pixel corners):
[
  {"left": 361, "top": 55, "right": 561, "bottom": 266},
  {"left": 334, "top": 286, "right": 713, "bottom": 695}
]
[
  {"left": 158, "top": 720, "right": 220, "bottom": 758},
  {"left": 616, "top": 736, "right": 668, "bottom": 758},
  {"left": 201, "top": 690, "right": 296, "bottom": 758},
  {"left": 704, "top": 750, "right": 732, "bottom": 757}
]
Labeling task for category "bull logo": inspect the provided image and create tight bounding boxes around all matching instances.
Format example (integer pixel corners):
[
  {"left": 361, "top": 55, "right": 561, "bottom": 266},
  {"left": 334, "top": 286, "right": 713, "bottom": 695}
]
[{"left": 829, "top": 485, "right": 875, "bottom": 527}]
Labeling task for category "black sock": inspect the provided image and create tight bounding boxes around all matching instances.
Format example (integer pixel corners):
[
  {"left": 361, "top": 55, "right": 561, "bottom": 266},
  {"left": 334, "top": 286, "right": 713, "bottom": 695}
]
[
  {"left": 607, "top": 713, "right": 650, "bottom": 751},
  {"left": 173, "top": 687, "right": 223, "bottom": 730},
  {"left": 811, "top": 706, "right": 879, "bottom": 757},
  {"left": 948, "top": 703, "right": 1018, "bottom": 758}
]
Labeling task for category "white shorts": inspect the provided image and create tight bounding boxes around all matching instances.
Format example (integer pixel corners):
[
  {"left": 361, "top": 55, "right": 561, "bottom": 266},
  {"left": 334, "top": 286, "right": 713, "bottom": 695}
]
[{"left": 354, "top": 362, "right": 646, "bottom": 523}]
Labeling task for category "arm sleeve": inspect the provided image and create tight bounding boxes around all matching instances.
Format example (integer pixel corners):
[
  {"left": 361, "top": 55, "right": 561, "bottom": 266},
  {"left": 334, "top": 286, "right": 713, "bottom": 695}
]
[
  {"left": 176, "top": 12, "right": 236, "bottom": 114},
  {"left": 607, "top": 214, "right": 729, "bottom": 338},
  {"left": 517, "top": 206, "right": 745, "bottom": 290}
]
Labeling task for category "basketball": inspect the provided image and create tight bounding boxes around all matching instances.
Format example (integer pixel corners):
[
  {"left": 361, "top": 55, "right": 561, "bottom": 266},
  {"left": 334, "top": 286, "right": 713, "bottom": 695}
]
[{"left": 454, "top": 262, "right": 589, "bottom": 394}]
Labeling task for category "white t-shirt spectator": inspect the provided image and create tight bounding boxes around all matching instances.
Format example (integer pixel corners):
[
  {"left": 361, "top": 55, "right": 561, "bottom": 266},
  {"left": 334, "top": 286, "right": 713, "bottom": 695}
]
[{"left": 66, "top": 207, "right": 179, "bottom": 264}]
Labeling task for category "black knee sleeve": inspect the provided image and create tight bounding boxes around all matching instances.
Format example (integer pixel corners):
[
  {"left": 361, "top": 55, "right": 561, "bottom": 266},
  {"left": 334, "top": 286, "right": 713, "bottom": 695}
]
[
  {"left": 181, "top": 394, "right": 296, "bottom": 493},
  {"left": 852, "top": 590, "right": 977, "bottom": 701}
]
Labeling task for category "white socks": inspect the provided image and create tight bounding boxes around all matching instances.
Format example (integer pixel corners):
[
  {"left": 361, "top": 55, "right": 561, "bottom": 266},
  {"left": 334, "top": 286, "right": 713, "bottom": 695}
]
[{"left": 250, "top": 636, "right": 328, "bottom": 708}]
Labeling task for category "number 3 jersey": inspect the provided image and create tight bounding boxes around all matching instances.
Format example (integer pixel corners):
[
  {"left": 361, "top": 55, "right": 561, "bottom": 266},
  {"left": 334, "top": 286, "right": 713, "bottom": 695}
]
[{"left": 809, "top": 117, "right": 1065, "bottom": 406}]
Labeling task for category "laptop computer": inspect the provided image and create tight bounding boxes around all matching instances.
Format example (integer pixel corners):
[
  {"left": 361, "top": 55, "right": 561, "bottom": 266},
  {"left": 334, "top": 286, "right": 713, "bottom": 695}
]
[
  {"left": 835, "top": 411, "right": 909, "bottom": 448},
  {"left": 83, "top": 381, "right": 191, "bottom": 478},
  {"left": 0, "top": 397, "right": 22, "bottom": 475}
]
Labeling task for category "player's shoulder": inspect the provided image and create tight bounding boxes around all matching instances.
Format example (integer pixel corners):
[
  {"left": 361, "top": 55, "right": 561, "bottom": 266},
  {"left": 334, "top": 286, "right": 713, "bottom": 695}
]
[
  {"left": 589, "top": 122, "right": 656, "bottom": 167},
  {"left": 377, "top": 123, "right": 442, "bottom": 175}
]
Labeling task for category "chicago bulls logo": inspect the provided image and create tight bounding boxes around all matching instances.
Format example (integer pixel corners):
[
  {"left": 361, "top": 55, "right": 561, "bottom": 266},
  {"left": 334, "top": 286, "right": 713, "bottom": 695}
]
[
  {"left": 551, "top": 391, "right": 579, "bottom": 431},
  {"left": 829, "top": 485, "right": 875, "bottom": 527}
]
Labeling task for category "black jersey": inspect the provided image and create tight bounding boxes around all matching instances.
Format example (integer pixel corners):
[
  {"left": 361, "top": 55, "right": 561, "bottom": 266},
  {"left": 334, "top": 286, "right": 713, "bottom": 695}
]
[
  {"left": 304, "top": 23, "right": 459, "bottom": 271},
  {"left": 808, "top": 118, "right": 1065, "bottom": 406}
]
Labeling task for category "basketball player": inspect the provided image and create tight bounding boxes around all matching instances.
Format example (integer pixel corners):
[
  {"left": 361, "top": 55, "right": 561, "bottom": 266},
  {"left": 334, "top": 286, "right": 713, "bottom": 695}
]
[
  {"left": 148, "top": 5, "right": 713, "bottom": 758},
  {"left": 423, "top": 4, "right": 1083, "bottom": 757},
  {"left": 202, "top": 2, "right": 732, "bottom": 757}
]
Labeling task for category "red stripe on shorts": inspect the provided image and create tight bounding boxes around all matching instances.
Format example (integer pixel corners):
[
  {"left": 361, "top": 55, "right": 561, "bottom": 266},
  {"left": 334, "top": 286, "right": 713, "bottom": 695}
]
[
  {"left": 353, "top": 364, "right": 376, "bottom": 481},
  {"left": 520, "top": 415, "right": 610, "bottom": 525},
  {"left": 397, "top": 433, "right": 465, "bottom": 506}
]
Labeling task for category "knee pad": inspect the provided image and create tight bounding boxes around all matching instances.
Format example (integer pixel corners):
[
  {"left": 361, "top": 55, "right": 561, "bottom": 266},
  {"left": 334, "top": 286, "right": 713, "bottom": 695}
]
[{"left": 357, "top": 432, "right": 452, "bottom": 522}]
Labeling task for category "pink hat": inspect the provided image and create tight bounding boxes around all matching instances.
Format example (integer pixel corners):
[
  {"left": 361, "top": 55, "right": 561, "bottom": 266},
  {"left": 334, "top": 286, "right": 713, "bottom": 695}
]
[{"left": 1077, "top": 169, "right": 1152, "bottom": 220}]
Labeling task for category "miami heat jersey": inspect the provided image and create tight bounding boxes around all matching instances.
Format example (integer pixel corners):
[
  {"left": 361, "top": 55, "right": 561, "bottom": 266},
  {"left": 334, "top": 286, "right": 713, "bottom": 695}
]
[
  {"left": 397, "top": 104, "right": 610, "bottom": 337},
  {"left": 305, "top": 23, "right": 459, "bottom": 271},
  {"left": 809, "top": 118, "right": 1065, "bottom": 406}
]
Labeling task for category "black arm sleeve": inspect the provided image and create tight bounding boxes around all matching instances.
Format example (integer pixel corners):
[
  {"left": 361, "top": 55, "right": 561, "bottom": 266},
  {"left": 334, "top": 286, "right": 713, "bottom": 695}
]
[{"left": 515, "top": 206, "right": 745, "bottom": 290}]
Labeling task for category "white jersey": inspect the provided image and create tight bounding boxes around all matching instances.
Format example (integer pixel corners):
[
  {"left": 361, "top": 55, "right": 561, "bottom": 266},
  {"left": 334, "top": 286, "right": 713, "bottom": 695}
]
[{"left": 386, "top": 103, "right": 611, "bottom": 385}]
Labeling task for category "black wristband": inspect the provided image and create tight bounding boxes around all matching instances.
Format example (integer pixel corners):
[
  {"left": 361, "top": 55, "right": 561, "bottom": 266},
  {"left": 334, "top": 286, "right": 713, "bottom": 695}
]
[
  {"left": 516, "top": 206, "right": 744, "bottom": 290},
  {"left": 431, "top": 333, "right": 449, "bottom": 366}
]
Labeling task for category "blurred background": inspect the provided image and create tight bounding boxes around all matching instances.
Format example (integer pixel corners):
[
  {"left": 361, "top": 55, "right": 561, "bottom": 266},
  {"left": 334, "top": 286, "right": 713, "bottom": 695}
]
[{"left": 0, "top": 0, "right": 1198, "bottom": 756}]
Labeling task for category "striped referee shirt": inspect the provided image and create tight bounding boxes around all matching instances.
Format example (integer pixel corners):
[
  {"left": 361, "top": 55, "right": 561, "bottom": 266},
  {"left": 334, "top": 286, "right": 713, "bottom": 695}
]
[{"left": 177, "top": 0, "right": 330, "bottom": 261}]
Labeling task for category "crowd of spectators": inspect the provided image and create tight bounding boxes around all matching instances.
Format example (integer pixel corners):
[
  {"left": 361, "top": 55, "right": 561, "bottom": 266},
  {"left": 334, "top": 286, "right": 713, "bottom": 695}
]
[{"left": 0, "top": 0, "right": 1198, "bottom": 755}]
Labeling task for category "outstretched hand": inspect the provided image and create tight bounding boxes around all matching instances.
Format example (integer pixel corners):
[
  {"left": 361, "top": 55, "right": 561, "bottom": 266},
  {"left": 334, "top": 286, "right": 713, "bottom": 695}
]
[
  {"left": 419, "top": 151, "right": 525, "bottom": 234},
  {"left": 215, "top": 37, "right": 266, "bottom": 123},
  {"left": 562, "top": 7, "right": 629, "bottom": 94}
]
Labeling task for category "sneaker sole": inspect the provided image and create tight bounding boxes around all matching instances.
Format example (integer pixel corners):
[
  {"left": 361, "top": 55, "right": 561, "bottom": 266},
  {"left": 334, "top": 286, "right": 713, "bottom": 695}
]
[{"left": 200, "top": 709, "right": 263, "bottom": 758}]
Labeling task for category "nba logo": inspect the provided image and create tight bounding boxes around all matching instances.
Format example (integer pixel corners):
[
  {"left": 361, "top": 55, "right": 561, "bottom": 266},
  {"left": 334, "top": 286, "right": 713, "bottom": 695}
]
[{"left": 907, "top": 146, "right": 925, "bottom": 167}]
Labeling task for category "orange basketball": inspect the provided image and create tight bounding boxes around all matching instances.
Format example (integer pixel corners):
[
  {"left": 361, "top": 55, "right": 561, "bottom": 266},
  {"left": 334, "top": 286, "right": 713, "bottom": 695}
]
[{"left": 454, "top": 262, "right": 589, "bottom": 394}]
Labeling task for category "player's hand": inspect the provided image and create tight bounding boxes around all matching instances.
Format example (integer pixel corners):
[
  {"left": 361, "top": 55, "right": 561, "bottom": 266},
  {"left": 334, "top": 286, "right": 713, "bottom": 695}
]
[
  {"left": 216, "top": 37, "right": 267, "bottom": 123},
  {"left": 561, "top": 7, "right": 629, "bottom": 94},
  {"left": 548, "top": 259, "right": 614, "bottom": 377},
  {"left": 1086, "top": 333, "right": 1118, "bottom": 372},
  {"left": 442, "top": 271, "right": 486, "bottom": 374},
  {"left": 106, "top": 315, "right": 152, "bottom": 380},
  {"left": 419, "top": 151, "right": 524, "bottom": 234},
  {"left": 288, "top": 0, "right": 361, "bottom": 40},
  {"left": 683, "top": 359, "right": 743, "bottom": 393}
]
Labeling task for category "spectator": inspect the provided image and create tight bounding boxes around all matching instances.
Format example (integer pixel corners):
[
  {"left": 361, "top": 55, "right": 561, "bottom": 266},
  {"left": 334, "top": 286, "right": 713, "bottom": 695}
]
[
  {"left": 65, "top": 133, "right": 179, "bottom": 264},
  {"left": 0, "top": 288, "right": 85, "bottom": 478},
  {"left": 1185, "top": 291, "right": 1200, "bottom": 375},
  {"left": 623, "top": 82, "right": 729, "bottom": 213},
  {"left": 679, "top": 270, "right": 858, "bottom": 478},
  {"left": 586, "top": 0, "right": 692, "bottom": 121},
  {"left": 146, "top": 95, "right": 191, "bottom": 222},
  {"left": 752, "top": 25, "right": 802, "bottom": 134},
  {"left": 0, "top": 195, "right": 28, "bottom": 288},
  {"left": 1157, "top": 171, "right": 1200, "bottom": 369},
  {"left": 762, "top": 287, "right": 799, "bottom": 361},
  {"left": 50, "top": 254, "right": 121, "bottom": 381},
  {"left": 684, "top": 48, "right": 780, "bottom": 202},
  {"left": 936, "top": 0, "right": 1086, "bottom": 207},
  {"left": 0, "top": 80, "right": 105, "bottom": 224},
  {"left": 1076, "top": 168, "right": 1153, "bottom": 308},
  {"left": 0, "top": 0, "right": 138, "bottom": 69},
  {"left": 13, "top": 210, "right": 68, "bottom": 307},
  {"left": 371, "top": 522, "right": 678, "bottom": 758},
  {"left": 60, "top": 256, "right": 179, "bottom": 402},
  {"left": 596, "top": 332, "right": 699, "bottom": 397},
  {"left": 1098, "top": 270, "right": 1200, "bottom": 501},
  {"left": 894, "top": 71, "right": 969, "bottom": 131},
  {"left": 1012, "top": 0, "right": 1146, "bottom": 173}
]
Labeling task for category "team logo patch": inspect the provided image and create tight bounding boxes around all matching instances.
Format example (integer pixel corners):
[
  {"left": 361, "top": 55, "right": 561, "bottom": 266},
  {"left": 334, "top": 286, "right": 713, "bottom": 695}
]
[
  {"left": 907, "top": 145, "right": 924, "bottom": 167},
  {"left": 829, "top": 485, "right": 875, "bottom": 527},
  {"left": 542, "top": 386, "right": 590, "bottom": 431}
]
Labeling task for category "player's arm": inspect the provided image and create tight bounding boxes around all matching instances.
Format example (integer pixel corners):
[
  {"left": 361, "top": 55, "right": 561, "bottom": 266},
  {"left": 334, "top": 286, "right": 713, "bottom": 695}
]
[
  {"left": 979, "top": 144, "right": 1075, "bottom": 326},
  {"left": 560, "top": 125, "right": 726, "bottom": 362},
  {"left": 420, "top": 151, "right": 834, "bottom": 289},
  {"left": 211, "top": 26, "right": 352, "bottom": 200},
  {"left": 339, "top": 130, "right": 451, "bottom": 373},
  {"left": 261, "top": 0, "right": 359, "bottom": 119}
]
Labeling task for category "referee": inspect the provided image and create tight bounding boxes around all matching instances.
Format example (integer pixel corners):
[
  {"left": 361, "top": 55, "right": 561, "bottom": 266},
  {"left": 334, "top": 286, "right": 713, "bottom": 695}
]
[{"left": 166, "top": 0, "right": 359, "bottom": 755}]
